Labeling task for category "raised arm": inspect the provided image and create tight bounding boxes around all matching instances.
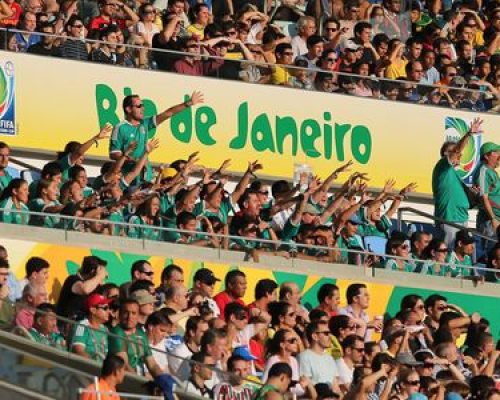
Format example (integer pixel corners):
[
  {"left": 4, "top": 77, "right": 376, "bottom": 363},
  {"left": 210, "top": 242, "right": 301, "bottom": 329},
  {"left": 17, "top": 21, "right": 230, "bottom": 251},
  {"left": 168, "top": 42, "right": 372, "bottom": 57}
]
[
  {"left": 122, "top": 139, "right": 160, "bottom": 185},
  {"left": 156, "top": 91, "right": 204, "bottom": 125},
  {"left": 231, "top": 160, "right": 263, "bottom": 204},
  {"left": 69, "top": 124, "right": 112, "bottom": 165}
]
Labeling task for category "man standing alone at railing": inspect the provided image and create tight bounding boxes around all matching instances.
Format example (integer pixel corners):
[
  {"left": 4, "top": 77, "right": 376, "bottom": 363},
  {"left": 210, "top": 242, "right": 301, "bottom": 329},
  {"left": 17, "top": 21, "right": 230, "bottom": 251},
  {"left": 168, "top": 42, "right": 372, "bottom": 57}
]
[
  {"left": 432, "top": 117, "right": 483, "bottom": 249},
  {"left": 473, "top": 142, "right": 500, "bottom": 251}
]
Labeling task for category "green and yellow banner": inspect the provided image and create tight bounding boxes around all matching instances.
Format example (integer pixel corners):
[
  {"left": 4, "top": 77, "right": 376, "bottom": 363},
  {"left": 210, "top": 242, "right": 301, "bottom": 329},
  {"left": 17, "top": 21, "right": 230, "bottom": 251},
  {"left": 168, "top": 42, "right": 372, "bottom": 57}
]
[
  {"left": 2, "top": 237, "right": 499, "bottom": 339},
  {"left": 0, "top": 51, "right": 499, "bottom": 194}
]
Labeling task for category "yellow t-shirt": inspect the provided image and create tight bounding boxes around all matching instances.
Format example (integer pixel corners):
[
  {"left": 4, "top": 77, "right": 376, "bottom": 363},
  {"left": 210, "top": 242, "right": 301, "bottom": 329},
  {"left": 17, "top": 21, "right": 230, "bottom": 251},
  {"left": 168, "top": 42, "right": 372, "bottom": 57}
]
[
  {"left": 271, "top": 66, "right": 291, "bottom": 85},
  {"left": 385, "top": 59, "right": 408, "bottom": 79},
  {"left": 187, "top": 24, "right": 205, "bottom": 40}
]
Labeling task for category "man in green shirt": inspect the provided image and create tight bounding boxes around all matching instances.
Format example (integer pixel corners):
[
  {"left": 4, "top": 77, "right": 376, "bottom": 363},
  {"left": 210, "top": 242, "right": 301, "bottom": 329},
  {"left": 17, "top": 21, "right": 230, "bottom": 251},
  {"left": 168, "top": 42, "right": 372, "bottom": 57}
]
[
  {"left": 432, "top": 117, "right": 482, "bottom": 249},
  {"left": 0, "top": 142, "right": 12, "bottom": 195},
  {"left": 254, "top": 362, "right": 293, "bottom": 400},
  {"left": 109, "top": 91, "right": 204, "bottom": 184},
  {"left": 29, "top": 303, "right": 66, "bottom": 351},
  {"left": 71, "top": 293, "right": 111, "bottom": 363},
  {"left": 108, "top": 299, "right": 164, "bottom": 377},
  {"left": 473, "top": 142, "right": 499, "bottom": 252}
]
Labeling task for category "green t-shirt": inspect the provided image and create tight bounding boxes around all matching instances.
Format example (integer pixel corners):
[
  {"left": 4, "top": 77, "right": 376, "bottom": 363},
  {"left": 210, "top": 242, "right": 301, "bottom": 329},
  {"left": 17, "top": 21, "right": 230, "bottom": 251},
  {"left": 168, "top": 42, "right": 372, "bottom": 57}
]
[
  {"left": 473, "top": 163, "right": 500, "bottom": 223},
  {"left": 384, "top": 258, "right": 415, "bottom": 273},
  {"left": 445, "top": 251, "right": 474, "bottom": 277},
  {"left": 108, "top": 325, "right": 152, "bottom": 374},
  {"left": 253, "top": 384, "right": 282, "bottom": 400},
  {"left": 70, "top": 319, "right": 109, "bottom": 362},
  {"left": 28, "top": 198, "right": 61, "bottom": 228},
  {"left": 109, "top": 117, "right": 157, "bottom": 183},
  {"left": 420, "top": 260, "right": 448, "bottom": 277},
  {"left": 0, "top": 170, "right": 13, "bottom": 194},
  {"left": 358, "top": 213, "right": 392, "bottom": 238},
  {"left": 30, "top": 328, "right": 66, "bottom": 351},
  {"left": 107, "top": 209, "right": 126, "bottom": 236},
  {"left": 127, "top": 215, "right": 163, "bottom": 241},
  {"left": 337, "top": 234, "right": 364, "bottom": 263},
  {"left": 0, "top": 198, "right": 30, "bottom": 225},
  {"left": 193, "top": 198, "right": 233, "bottom": 225},
  {"left": 432, "top": 157, "right": 470, "bottom": 223},
  {"left": 57, "top": 154, "right": 74, "bottom": 183}
]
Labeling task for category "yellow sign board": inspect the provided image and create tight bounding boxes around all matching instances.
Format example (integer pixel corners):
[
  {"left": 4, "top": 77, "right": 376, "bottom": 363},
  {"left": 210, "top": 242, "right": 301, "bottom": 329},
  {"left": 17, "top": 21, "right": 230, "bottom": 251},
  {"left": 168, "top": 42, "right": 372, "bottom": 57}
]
[{"left": 1, "top": 51, "right": 498, "bottom": 194}]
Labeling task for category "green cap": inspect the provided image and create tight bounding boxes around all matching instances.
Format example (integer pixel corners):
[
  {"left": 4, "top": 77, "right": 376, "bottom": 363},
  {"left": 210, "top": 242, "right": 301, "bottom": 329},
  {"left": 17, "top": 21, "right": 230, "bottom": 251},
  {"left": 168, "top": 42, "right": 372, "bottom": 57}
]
[{"left": 480, "top": 142, "right": 500, "bottom": 157}]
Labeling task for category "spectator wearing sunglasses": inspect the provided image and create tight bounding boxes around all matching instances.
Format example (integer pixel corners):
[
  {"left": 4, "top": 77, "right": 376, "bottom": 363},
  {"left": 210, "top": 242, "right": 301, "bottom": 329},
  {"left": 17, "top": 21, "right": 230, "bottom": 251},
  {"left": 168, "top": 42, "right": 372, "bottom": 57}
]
[
  {"left": 299, "top": 321, "right": 341, "bottom": 393},
  {"left": 336, "top": 334, "right": 365, "bottom": 393},
  {"left": 70, "top": 292, "right": 112, "bottom": 363},
  {"left": 119, "top": 260, "right": 154, "bottom": 300}
]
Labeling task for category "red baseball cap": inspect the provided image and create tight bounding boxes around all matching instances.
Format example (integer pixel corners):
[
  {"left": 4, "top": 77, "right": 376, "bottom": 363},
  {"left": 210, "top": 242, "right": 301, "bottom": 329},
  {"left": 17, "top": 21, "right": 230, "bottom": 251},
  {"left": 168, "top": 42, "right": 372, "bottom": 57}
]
[{"left": 86, "top": 293, "right": 112, "bottom": 310}]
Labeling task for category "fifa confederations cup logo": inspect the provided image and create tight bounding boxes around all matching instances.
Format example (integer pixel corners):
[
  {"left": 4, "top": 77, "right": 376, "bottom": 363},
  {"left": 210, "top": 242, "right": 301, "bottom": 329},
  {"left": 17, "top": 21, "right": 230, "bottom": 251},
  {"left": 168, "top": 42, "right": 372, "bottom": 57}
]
[{"left": 444, "top": 117, "right": 481, "bottom": 181}]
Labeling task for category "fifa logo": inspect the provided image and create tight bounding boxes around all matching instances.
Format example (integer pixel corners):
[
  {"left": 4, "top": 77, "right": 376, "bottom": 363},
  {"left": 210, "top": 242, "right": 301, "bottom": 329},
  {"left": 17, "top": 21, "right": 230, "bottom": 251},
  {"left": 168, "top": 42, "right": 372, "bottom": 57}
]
[
  {"left": 444, "top": 117, "right": 481, "bottom": 185},
  {"left": 0, "top": 60, "right": 15, "bottom": 136}
]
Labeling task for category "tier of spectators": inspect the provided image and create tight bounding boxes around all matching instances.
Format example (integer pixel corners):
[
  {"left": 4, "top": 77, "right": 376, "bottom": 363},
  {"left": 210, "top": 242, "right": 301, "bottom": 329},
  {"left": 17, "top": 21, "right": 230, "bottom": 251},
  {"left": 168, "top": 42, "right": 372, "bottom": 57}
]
[
  {"left": 0, "top": 108, "right": 499, "bottom": 280},
  {"left": 0, "top": 0, "right": 499, "bottom": 109},
  {"left": 0, "top": 247, "right": 500, "bottom": 399}
]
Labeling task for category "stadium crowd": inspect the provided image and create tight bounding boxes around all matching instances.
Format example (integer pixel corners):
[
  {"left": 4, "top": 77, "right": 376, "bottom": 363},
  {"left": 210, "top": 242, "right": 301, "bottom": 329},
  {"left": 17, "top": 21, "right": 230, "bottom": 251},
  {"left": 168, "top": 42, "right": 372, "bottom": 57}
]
[
  {"left": 0, "top": 0, "right": 499, "bottom": 109},
  {"left": 0, "top": 248, "right": 500, "bottom": 400},
  {"left": 0, "top": 98, "right": 498, "bottom": 278}
]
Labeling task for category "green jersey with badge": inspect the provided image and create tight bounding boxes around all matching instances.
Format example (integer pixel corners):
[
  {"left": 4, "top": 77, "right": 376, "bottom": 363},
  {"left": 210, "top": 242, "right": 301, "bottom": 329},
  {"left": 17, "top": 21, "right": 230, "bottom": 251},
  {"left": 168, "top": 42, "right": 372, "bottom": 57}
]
[
  {"left": 109, "top": 325, "right": 152, "bottom": 375},
  {"left": 70, "top": 319, "right": 109, "bottom": 362},
  {"left": 109, "top": 117, "right": 157, "bottom": 183},
  {"left": 444, "top": 251, "right": 474, "bottom": 277}
]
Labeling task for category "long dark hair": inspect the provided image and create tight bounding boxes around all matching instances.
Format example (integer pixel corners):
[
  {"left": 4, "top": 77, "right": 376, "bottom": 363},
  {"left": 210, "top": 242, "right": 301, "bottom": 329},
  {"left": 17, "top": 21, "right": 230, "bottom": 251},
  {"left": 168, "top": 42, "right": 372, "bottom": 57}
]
[{"left": 0, "top": 178, "right": 27, "bottom": 202}]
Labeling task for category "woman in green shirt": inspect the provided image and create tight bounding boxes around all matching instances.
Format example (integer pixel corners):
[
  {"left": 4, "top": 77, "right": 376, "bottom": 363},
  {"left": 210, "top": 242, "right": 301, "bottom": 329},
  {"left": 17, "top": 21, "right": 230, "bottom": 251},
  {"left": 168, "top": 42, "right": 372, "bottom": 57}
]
[
  {"left": 384, "top": 235, "right": 415, "bottom": 273},
  {"left": 127, "top": 194, "right": 163, "bottom": 241},
  {"left": 420, "top": 238, "right": 450, "bottom": 276},
  {"left": 28, "top": 180, "right": 65, "bottom": 228},
  {"left": 0, "top": 178, "right": 30, "bottom": 225}
]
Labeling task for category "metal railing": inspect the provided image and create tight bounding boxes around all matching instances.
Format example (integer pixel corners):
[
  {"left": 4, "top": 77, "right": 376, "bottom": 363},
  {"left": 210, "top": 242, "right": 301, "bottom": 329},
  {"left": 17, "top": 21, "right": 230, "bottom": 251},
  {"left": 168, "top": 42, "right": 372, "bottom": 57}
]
[
  {"left": 0, "top": 207, "right": 497, "bottom": 280},
  {"left": 0, "top": 302, "right": 264, "bottom": 394},
  {"left": 0, "top": 27, "right": 496, "bottom": 113},
  {"left": 396, "top": 206, "right": 497, "bottom": 243}
]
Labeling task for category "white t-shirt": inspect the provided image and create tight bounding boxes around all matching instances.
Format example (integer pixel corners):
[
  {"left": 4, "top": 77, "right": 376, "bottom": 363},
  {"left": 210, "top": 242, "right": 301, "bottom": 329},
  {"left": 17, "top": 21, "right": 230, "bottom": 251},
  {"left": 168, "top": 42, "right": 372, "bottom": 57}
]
[
  {"left": 298, "top": 349, "right": 339, "bottom": 386},
  {"left": 335, "top": 357, "right": 354, "bottom": 386},
  {"left": 291, "top": 35, "right": 307, "bottom": 59},
  {"left": 168, "top": 342, "right": 193, "bottom": 373},
  {"left": 151, "top": 338, "right": 169, "bottom": 372}
]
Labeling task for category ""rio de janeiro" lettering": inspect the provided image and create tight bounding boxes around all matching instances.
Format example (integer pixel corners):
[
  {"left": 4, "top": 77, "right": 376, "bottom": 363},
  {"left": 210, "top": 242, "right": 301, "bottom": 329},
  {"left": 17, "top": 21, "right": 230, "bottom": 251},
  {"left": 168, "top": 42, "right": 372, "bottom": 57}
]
[{"left": 95, "top": 84, "right": 373, "bottom": 164}]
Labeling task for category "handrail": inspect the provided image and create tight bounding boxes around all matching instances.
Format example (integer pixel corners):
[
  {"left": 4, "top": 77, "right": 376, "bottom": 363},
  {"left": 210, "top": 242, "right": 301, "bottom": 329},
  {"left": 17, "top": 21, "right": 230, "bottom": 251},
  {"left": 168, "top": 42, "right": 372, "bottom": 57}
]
[
  {"left": 396, "top": 206, "right": 496, "bottom": 243},
  {"left": 0, "top": 27, "right": 492, "bottom": 100},
  {"left": 1, "top": 300, "right": 263, "bottom": 389},
  {"left": 0, "top": 207, "right": 497, "bottom": 277}
]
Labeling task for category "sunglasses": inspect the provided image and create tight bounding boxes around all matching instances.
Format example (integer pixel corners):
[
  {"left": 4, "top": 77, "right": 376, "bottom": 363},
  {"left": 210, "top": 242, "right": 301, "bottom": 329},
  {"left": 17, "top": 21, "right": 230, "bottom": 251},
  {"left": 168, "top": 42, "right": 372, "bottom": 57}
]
[
  {"left": 286, "top": 312, "right": 296, "bottom": 317},
  {"left": 326, "top": 27, "right": 338, "bottom": 31},
  {"left": 285, "top": 338, "right": 298, "bottom": 344},
  {"left": 225, "top": 30, "right": 237, "bottom": 35},
  {"left": 132, "top": 103, "right": 144, "bottom": 108},
  {"left": 282, "top": 52, "right": 294, "bottom": 56},
  {"left": 353, "top": 347, "right": 365, "bottom": 352},
  {"left": 326, "top": 57, "right": 336, "bottom": 62},
  {"left": 406, "top": 380, "right": 420, "bottom": 386},
  {"left": 96, "top": 305, "right": 110, "bottom": 310},
  {"left": 316, "top": 331, "right": 330, "bottom": 336},
  {"left": 436, "top": 305, "right": 447, "bottom": 311},
  {"left": 72, "top": 24, "right": 84, "bottom": 28},
  {"left": 235, "top": 313, "right": 248, "bottom": 320},
  {"left": 142, "top": 270, "right": 154, "bottom": 276},
  {"left": 423, "top": 363, "right": 434, "bottom": 368},
  {"left": 436, "top": 248, "right": 448, "bottom": 253},
  {"left": 415, "top": 304, "right": 425, "bottom": 310}
]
